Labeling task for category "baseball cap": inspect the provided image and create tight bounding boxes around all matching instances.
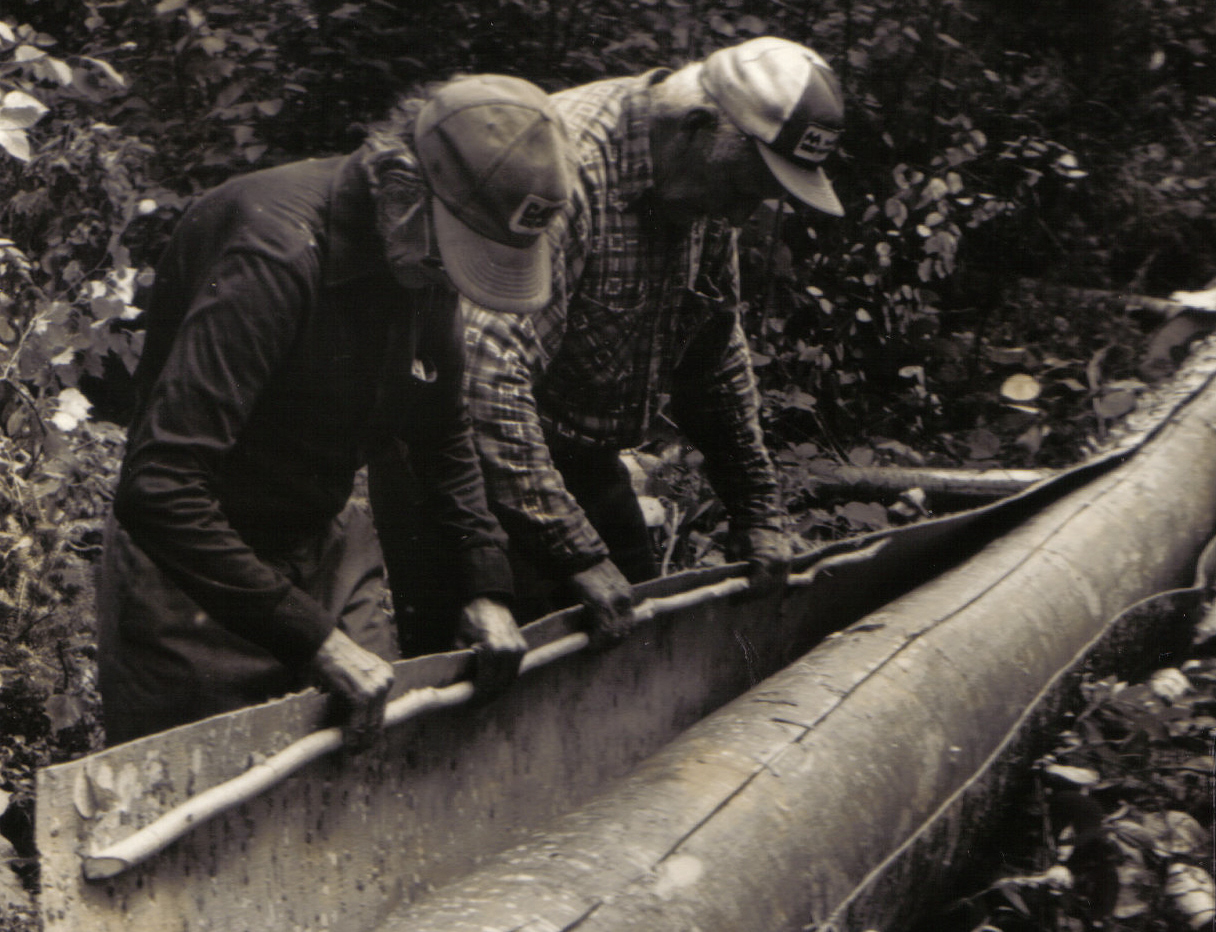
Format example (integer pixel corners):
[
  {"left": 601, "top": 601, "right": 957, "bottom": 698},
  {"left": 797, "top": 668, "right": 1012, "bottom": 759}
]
[
  {"left": 701, "top": 37, "right": 845, "bottom": 217},
  {"left": 415, "top": 74, "right": 572, "bottom": 314}
]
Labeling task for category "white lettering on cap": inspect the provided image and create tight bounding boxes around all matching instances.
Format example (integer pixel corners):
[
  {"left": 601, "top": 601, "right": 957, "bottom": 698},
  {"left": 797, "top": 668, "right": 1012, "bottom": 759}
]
[
  {"left": 508, "top": 194, "right": 563, "bottom": 235},
  {"left": 793, "top": 123, "right": 840, "bottom": 165}
]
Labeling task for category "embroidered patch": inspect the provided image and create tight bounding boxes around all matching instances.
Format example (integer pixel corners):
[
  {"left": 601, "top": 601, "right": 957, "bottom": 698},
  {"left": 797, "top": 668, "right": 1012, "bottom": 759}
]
[
  {"left": 792, "top": 124, "right": 840, "bottom": 164},
  {"left": 508, "top": 194, "right": 563, "bottom": 234}
]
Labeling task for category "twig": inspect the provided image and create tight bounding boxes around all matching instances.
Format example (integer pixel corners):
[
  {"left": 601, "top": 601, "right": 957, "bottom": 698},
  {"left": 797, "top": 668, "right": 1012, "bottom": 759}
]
[{"left": 82, "top": 575, "right": 764, "bottom": 880}]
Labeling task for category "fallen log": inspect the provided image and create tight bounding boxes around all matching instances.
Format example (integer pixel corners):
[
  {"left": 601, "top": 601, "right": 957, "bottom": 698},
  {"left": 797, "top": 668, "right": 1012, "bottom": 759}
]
[
  {"left": 805, "top": 462, "right": 1051, "bottom": 500},
  {"left": 36, "top": 338, "right": 1216, "bottom": 931},
  {"left": 36, "top": 460, "right": 1120, "bottom": 931},
  {"left": 378, "top": 356, "right": 1216, "bottom": 932},
  {"left": 1014, "top": 279, "right": 1196, "bottom": 318}
]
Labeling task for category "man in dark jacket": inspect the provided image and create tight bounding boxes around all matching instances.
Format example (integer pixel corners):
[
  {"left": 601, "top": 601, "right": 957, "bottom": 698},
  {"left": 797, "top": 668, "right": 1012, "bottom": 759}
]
[{"left": 97, "top": 75, "right": 572, "bottom": 746}]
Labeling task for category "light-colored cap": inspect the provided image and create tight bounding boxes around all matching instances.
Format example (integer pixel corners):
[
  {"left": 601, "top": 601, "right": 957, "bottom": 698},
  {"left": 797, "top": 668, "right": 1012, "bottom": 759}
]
[
  {"left": 701, "top": 37, "right": 845, "bottom": 216},
  {"left": 415, "top": 74, "right": 572, "bottom": 314}
]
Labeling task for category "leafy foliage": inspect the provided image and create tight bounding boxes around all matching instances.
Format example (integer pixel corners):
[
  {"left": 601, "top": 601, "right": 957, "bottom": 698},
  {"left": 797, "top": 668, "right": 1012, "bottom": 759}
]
[
  {"left": 0, "top": 0, "right": 1214, "bottom": 921},
  {"left": 937, "top": 661, "right": 1216, "bottom": 932}
]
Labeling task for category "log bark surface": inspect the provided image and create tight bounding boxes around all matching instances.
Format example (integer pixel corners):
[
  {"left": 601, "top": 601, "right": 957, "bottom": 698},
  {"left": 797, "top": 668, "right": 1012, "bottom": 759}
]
[
  {"left": 36, "top": 342, "right": 1216, "bottom": 932},
  {"left": 380, "top": 372, "right": 1216, "bottom": 932}
]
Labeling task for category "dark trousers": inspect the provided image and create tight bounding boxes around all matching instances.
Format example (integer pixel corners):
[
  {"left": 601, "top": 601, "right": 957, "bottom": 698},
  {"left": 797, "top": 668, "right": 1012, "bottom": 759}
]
[
  {"left": 369, "top": 443, "right": 657, "bottom": 650},
  {"left": 96, "top": 503, "right": 397, "bottom": 746}
]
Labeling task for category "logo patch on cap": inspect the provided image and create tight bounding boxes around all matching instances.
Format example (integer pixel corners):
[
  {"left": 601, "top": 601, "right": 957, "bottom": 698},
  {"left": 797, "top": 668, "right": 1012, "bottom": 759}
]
[
  {"left": 508, "top": 194, "right": 563, "bottom": 235},
  {"left": 793, "top": 123, "right": 840, "bottom": 165}
]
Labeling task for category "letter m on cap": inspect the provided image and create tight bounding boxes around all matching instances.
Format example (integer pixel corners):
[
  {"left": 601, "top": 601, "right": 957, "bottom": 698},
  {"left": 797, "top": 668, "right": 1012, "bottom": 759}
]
[
  {"left": 509, "top": 194, "right": 562, "bottom": 235},
  {"left": 793, "top": 124, "right": 839, "bottom": 165}
]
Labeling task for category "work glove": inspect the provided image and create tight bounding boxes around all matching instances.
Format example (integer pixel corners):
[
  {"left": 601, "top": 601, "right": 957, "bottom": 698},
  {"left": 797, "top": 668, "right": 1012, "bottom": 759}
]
[
  {"left": 568, "top": 558, "right": 637, "bottom": 648},
  {"left": 311, "top": 628, "right": 395, "bottom": 751},
  {"left": 727, "top": 526, "right": 793, "bottom": 599},
  {"left": 456, "top": 597, "right": 528, "bottom": 697}
]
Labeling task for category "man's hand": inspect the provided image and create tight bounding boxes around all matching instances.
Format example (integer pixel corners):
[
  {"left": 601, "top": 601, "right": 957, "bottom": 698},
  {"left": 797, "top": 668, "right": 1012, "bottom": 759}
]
[
  {"left": 311, "top": 628, "right": 395, "bottom": 750},
  {"left": 729, "top": 527, "right": 793, "bottom": 598},
  {"left": 457, "top": 597, "right": 528, "bottom": 696},
  {"left": 569, "top": 558, "right": 637, "bottom": 647}
]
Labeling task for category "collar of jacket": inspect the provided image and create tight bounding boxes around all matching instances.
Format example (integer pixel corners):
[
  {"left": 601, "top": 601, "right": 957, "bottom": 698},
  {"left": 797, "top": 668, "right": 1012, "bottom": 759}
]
[{"left": 322, "top": 152, "right": 391, "bottom": 287}]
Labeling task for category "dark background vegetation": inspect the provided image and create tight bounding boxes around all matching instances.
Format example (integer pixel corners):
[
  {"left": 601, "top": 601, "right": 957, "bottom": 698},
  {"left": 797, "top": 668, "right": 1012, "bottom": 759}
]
[{"left": 1, "top": 1, "right": 1214, "bottom": 929}]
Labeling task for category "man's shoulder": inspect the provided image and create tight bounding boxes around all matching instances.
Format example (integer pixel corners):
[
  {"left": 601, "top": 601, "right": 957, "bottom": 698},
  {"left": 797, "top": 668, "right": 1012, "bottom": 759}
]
[
  {"left": 180, "top": 157, "right": 345, "bottom": 263},
  {"left": 551, "top": 75, "right": 640, "bottom": 137}
]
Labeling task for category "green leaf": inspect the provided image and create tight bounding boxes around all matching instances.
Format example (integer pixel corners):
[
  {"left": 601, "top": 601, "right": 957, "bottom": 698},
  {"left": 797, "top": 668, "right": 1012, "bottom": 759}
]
[
  {"left": 884, "top": 198, "right": 908, "bottom": 228},
  {"left": 80, "top": 55, "right": 126, "bottom": 88},
  {"left": 1094, "top": 390, "right": 1136, "bottom": 420},
  {"left": 0, "top": 128, "right": 29, "bottom": 161},
  {"left": 44, "top": 693, "right": 84, "bottom": 732},
  {"left": 49, "top": 387, "right": 92, "bottom": 432},
  {"left": 32, "top": 55, "right": 74, "bottom": 85},
  {"left": 0, "top": 89, "right": 49, "bottom": 130}
]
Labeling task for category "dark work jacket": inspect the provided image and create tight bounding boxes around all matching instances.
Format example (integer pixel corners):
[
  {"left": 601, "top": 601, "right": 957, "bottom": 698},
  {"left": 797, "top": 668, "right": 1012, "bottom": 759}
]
[{"left": 113, "top": 153, "right": 512, "bottom": 667}]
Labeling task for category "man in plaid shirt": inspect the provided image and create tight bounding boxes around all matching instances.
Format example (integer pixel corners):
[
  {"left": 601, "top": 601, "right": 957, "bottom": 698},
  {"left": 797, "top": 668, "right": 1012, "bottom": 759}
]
[{"left": 373, "top": 38, "right": 846, "bottom": 645}]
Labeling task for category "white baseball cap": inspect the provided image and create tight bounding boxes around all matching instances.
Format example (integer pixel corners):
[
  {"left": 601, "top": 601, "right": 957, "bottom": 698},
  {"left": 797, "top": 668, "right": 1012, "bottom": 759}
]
[
  {"left": 415, "top": 75, "right": 572, "bottom": 314},
  {"left": 701, "top": 37, "right": 845, "bottom": 217}
]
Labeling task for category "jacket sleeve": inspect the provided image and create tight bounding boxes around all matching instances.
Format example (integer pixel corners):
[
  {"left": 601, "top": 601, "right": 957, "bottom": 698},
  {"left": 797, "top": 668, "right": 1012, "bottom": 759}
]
[
  {"left": 669, "top": 229, "right": 786, "bottom": 536},
  {"left": 113, "top": 249, "right": 336, "bottom": 666},
  {"left": 397, "top": 292, "right": 515, "bottom": 601}
]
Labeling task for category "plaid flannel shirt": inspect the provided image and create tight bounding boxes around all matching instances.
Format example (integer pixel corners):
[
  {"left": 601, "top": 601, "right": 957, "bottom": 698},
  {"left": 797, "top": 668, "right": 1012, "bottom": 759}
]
[{"left": 463, "top": 71, "right": 785, "bottom": 574}]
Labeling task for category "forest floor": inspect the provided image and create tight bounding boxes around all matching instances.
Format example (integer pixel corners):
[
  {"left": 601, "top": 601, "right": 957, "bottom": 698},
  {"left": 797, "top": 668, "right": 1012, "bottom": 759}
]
[{"left": 3, "top": 288, "right": 1216, "bottom": 931}]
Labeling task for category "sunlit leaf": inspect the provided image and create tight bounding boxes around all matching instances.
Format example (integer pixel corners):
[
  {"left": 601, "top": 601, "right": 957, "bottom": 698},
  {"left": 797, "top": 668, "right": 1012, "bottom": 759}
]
[
  {"left": 1140, "top": 810, "right": 1207, "bottom": 857},
  {"left": 1000, "top": 373, "right": 1041, "bottom": 402},
  {"left": 838, "top": 500, "right": 888, "bottom": 530},
  {"left": 847, "top": 446, "right": 875, "bottom": 467},
  {"left": 0, "top": 128, "right": 30, "bottom": 161},
  {"left": 44, "top": 693, "right": 84, "bottom": 732},
  {"left": 33, "top": 55, "right": 74, "bottom": 85},
  {"left": 49, "top": 387, "right": 92, "bottom": 432},
  {"left": 1149, "top": 667, "right": 1191, "bottom": 703},
  {"left": 884, "top": 197, "right": 908, "bottom": 228},
  {"left": 1042, "top": 762, "right": 1100, "bottom": 786},
  {"left": 637, "top": 495, "right": 666, "bottom": 528},
  {"left": 1165, "top": 863, "right": 1215, "bottom": 930},
  {"left": 0, "top": 89, "right": 49, "bottom": 130},
  {"left": 1094, "top": 390, "right": 1136, "bottom": 420}
]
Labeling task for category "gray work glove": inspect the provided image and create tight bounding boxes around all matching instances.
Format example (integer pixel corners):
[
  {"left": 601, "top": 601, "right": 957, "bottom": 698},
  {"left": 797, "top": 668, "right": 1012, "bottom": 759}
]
[
  {"left": 728, "top": 527, "right": 793, "bottom": 598},
  {"left": 311, "top": 628, "right": 395, "bottom": 751},
  {"left": 456, "top": 597, "right": 528, "bottom": 697},
  {"left": 568, "top": 558, "right": 637, "bottom": 647}
]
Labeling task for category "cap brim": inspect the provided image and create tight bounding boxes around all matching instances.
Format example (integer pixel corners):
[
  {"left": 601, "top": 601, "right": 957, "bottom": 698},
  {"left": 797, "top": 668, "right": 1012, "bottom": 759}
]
[
  {"left": 757, "top": 143, "right": 844, "bottom": 217},
  {"left": 432, "top": 198, "right": 552, "bottom": 315}
]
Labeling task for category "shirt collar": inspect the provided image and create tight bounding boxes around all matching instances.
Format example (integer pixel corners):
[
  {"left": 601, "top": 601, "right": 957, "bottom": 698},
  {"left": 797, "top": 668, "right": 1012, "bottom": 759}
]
[{"left": 612, "top": 69, "right": 671, "bottom": 209}]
